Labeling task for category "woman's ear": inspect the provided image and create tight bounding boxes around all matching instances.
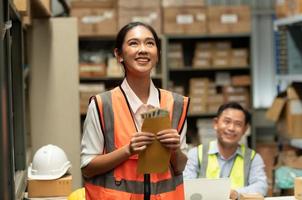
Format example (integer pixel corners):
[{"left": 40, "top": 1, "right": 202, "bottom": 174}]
[{"left": 114, "top": 48, "right": 123, "bottom": 63}]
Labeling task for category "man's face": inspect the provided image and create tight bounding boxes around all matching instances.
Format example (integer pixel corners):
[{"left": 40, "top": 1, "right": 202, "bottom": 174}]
[{"left": 214, "top": 108, "right": 247, "bottom": 148}]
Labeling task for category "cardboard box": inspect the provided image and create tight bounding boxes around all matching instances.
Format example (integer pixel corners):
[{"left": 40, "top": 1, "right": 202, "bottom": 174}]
[
  {"left": 190, "top": 78, "right": 209, "bottom": 89},
  {"left": 276, "top": 0, "right": 287, "bottom": 18},
  {"left": 256, "top": 143, "right": 278, "bottom": 184},
  {"left": 295, "top": 177, "right": 302, "bottom": 200},
  {"left": 207, "top": 102, "right": 223, "bottom": 114},
  {"left": 275, "top": 0, "right": 302, "bottom": 18},
  {"left": 79, "top": 63, "right": 107, "bottom": 78},
  {"left": 71, "top": 1, "right": 117, "bottom": 36},
  {"left": 189, "top": 102, "right": 207, "bottom": 114},
  {"left": 118, "top": 8, "right": 161, "bottom": 34},
  {"left": 79, "top": 84, "right": 105, "bottom": 114},
  {"left": 231, "top": 75, "right": 251, "bottom": 86},
  {"left": 230, "top": 57, "right": 248, "bottom": 67},
  {"left": 207, "top": 5, "right": 251, "bottom": 34},
  {"left": 163, "top": 7, "right": 207, "bottom": 34},
  {"left": 240, "top": 193, "right": 264, "bottom": 200},
  {"left": 212, "top": 57, "right": 230, "bottom": 68},
  {"left": 118, "top": 0, "right": 160, "bottom": 8},
  {"left": 162, "top": 0, "right": 204, "bottom": 7},
  {"left": 266, "top": 82, "right": 302, "bottom": 138},
  {"left": 28, "top": 175, "right": 72, "bottom": 198},
  {"left": 118, "top": 0, "right": 161, "bottom": 34},
  {"left": 14, "top": 0, "right": 29, "bottom": 14},
  {"left": 232, "top": 48, "right": 248, "bottom": 58},
  {"left": 193, "top": 58, "right": 211, "bottom": 68}
]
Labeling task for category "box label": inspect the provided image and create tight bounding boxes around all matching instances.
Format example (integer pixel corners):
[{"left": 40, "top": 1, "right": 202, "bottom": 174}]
[
  {"left": 290, "top": 100, "right": 302, "bottom": 115},
  {"left": 132, "top": 13, "right": 158, "bottom": 24},
  {"left": 176, "top": 14, "right": 193, "bottom": 24},
  {"left": 82, "top": 11, "right": 113, "bottom": 24},
  {"left": 221, "top": 14, "right": 238, "bottom": 24}
]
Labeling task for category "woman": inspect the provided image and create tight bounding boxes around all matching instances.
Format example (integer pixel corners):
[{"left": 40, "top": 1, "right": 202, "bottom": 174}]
[{"left": 81, "top": 22, "right": 189, "bottom": 200}]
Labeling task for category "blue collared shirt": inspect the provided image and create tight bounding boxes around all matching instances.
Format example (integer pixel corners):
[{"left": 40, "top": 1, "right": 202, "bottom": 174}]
[{"left": 183, "top": 141, "right": 268, "bottom": 196}]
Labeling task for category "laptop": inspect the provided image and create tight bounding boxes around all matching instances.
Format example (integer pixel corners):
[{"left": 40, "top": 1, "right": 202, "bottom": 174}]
[{"left": 184, "top": 178, "right": 231, "bottom": 200}]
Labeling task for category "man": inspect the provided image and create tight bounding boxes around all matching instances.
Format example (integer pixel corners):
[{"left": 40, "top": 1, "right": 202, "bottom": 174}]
[{"left": 183, "top": 102, "right": 268, "bottom": 199}]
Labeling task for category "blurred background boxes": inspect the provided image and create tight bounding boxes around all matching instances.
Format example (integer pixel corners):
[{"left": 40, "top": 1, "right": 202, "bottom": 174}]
[
  {"left": 266, "top": 82, "right": 302, "bottom": 139},
  {"left": 168, "top": 43, "right": 185, "bottom": 68},
  {"left": 207, "top": 5, "right": 251, "bottom": 34},
  {"left": 71, "top": 0, "right": 117, "bottom": 36},
  {"left": 275, "top": 0, "right": 302, "bottom": 18},
  {"left": 162, "top": 0, "right": 204, "bottom": 7},
  {"left": 118, "top": 0, "right": 162, "bottom": 34},
  {"left": 163, "top": 6, "right": 207, "bottom": 34},
  {"left": 79, "top": 84, "right": 105, "bottom": 114}
]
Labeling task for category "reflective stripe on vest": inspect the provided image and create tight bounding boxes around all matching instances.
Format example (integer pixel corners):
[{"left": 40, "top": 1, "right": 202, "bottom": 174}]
[
  {"left": 86, "top": 86, "right": 189, "bottom": 198},
  {"left": 197, "top": 141, "right": 255, "bottom": 189}
]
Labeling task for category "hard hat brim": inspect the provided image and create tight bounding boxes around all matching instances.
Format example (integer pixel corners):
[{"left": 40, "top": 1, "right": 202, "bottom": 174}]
[{"left": 27, "top": 162, "right": 71, "bottom": 180}]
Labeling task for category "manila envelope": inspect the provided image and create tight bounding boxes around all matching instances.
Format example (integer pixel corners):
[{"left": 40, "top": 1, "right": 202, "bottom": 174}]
[{"left": 137, "top": 116, "right": 171, "bottom": 174}]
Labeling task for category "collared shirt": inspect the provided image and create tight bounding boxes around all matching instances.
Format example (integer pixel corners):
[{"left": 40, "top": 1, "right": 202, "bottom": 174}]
[
  {"left": 81, "top": 79, "right": 187, "bottom": 168},
  {"left": 183, "top": 141, "right": 268, "bottom": 196}
]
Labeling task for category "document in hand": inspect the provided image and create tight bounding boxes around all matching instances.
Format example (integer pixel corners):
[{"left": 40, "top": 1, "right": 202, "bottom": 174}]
[{"left": 137, "top": 108, "right": 171, "bottom": 174}]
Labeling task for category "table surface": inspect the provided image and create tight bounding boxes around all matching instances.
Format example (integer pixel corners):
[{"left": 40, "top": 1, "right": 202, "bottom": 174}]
[{"left": 265, "top": 196, "right": 295, "bottom": 200}]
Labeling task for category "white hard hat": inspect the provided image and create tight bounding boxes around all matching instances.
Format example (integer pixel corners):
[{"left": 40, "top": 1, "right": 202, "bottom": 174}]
[{"left": 28, "top": 144, "right": 71, "bottom": 180}]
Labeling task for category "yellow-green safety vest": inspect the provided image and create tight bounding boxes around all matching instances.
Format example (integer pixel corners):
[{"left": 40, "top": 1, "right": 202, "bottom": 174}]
[{"left": 197, "top": 141, "right": 255, "bottom": 189}]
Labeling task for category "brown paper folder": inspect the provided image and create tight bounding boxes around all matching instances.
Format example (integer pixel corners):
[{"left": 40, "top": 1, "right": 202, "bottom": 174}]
[{"left": 137, "top": 116, "right": 171, "bottom": 174}]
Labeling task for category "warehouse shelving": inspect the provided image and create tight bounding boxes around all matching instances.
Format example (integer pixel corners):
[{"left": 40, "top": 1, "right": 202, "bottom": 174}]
[
  {"left": 274, "top": 14, "right": 302, "bottom": 91},
  {"left": 274, "top": 14, "right": 302, "bottom": 29},
  {"left": 162, "top": 33, "right": 253, "bottom": 145}
]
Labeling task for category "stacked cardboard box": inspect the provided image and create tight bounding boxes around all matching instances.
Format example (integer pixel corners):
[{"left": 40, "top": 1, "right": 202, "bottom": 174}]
[
  {"left": 79, "top": 63, "right": 107, "bottom": 78},
  {"left": 266, "top": 82, "right": 302, "bottom": 138},
  {"left": 207, "top": 5, "right": 251, "bottom": 34},
  {"left": 168, "top": 43, "right": 184, "bottom": 68},
  {"left": 163, "top": 0, "right": 206, "bottom": 35},
  {"left": 71, "top": 0, "right": 117, "bottom": 36},
  {"left": 207, "top": 94, "right": 224, "bottom": 113},
  {"left": 230, "top": 48, "right": 249, "bottom": 67},
  {"left": 79, "top": 84, "right": 105, "bottom": 114},
  {"left": 295, "top": 177, "right": 302, "bottom": 200},
  {"left": 275, "top": 0, "right": 302, "bottom": 18},
  {"left": 197, "top": 119, "right": 216, "bottom": 144},
  {"left": 231, "top": 75, "right": 251, "bottom": 86},
  {"left": 193, "top": 41, "right": 248, "bottom": 68},
  {"left": 212, "top": 41, "right": 232, "bottom": 68},
  {"left": 223, "top": 86, "right": 250, "bottom": 109},
  {"left": 163, "top": 7, "right": 207, "bottom": 35},
  {"left": 256, "top": 143, "right": 279, "bottom": 196},
  {"left": 189, "top": 78, "right": 210, "bottom": 114},
  {"left": 193, "top": 42, "right": 212, "bottom": 68},
  {"left": 118, "top": 0, "right": 161, "bottom": 34},
  {"left": 162, "top": 0, "right": 204, "bottom": 7}
]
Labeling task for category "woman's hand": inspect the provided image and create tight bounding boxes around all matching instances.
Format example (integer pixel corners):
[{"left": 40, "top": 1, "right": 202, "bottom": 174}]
[
  {"left": 156, "top": 129, "right": 180, "bottom": 152},
  {"left": 128, "top": 132, "right": 155, "bottom": 155}
]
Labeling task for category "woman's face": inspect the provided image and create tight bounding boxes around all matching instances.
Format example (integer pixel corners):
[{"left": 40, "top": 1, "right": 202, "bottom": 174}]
[{"left": 119, "top": 25, "right": 158, "bottom": 78}]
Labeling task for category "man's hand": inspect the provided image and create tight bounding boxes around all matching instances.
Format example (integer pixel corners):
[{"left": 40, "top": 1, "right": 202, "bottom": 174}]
[{"left": 230, "top": 189, "right": 238, "bottom": 200}]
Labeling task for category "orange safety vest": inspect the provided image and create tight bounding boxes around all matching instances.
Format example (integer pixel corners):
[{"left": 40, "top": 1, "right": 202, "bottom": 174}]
[{"left": 84, "top": 86, "right": 189, "bottom": 200}]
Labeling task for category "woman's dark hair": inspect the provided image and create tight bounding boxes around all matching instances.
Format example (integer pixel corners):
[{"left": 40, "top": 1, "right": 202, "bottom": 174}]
[
  {"left": 216, "top": 102, "right": 251, "bottom": 125},
  {"left": 114, "top": 22, "right": 161, "bottom": 59}
]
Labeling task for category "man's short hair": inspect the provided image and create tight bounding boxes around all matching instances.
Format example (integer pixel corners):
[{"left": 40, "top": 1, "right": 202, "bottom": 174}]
[{"left": 216, "top": 102, "right": 251, "bottom": 125}]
